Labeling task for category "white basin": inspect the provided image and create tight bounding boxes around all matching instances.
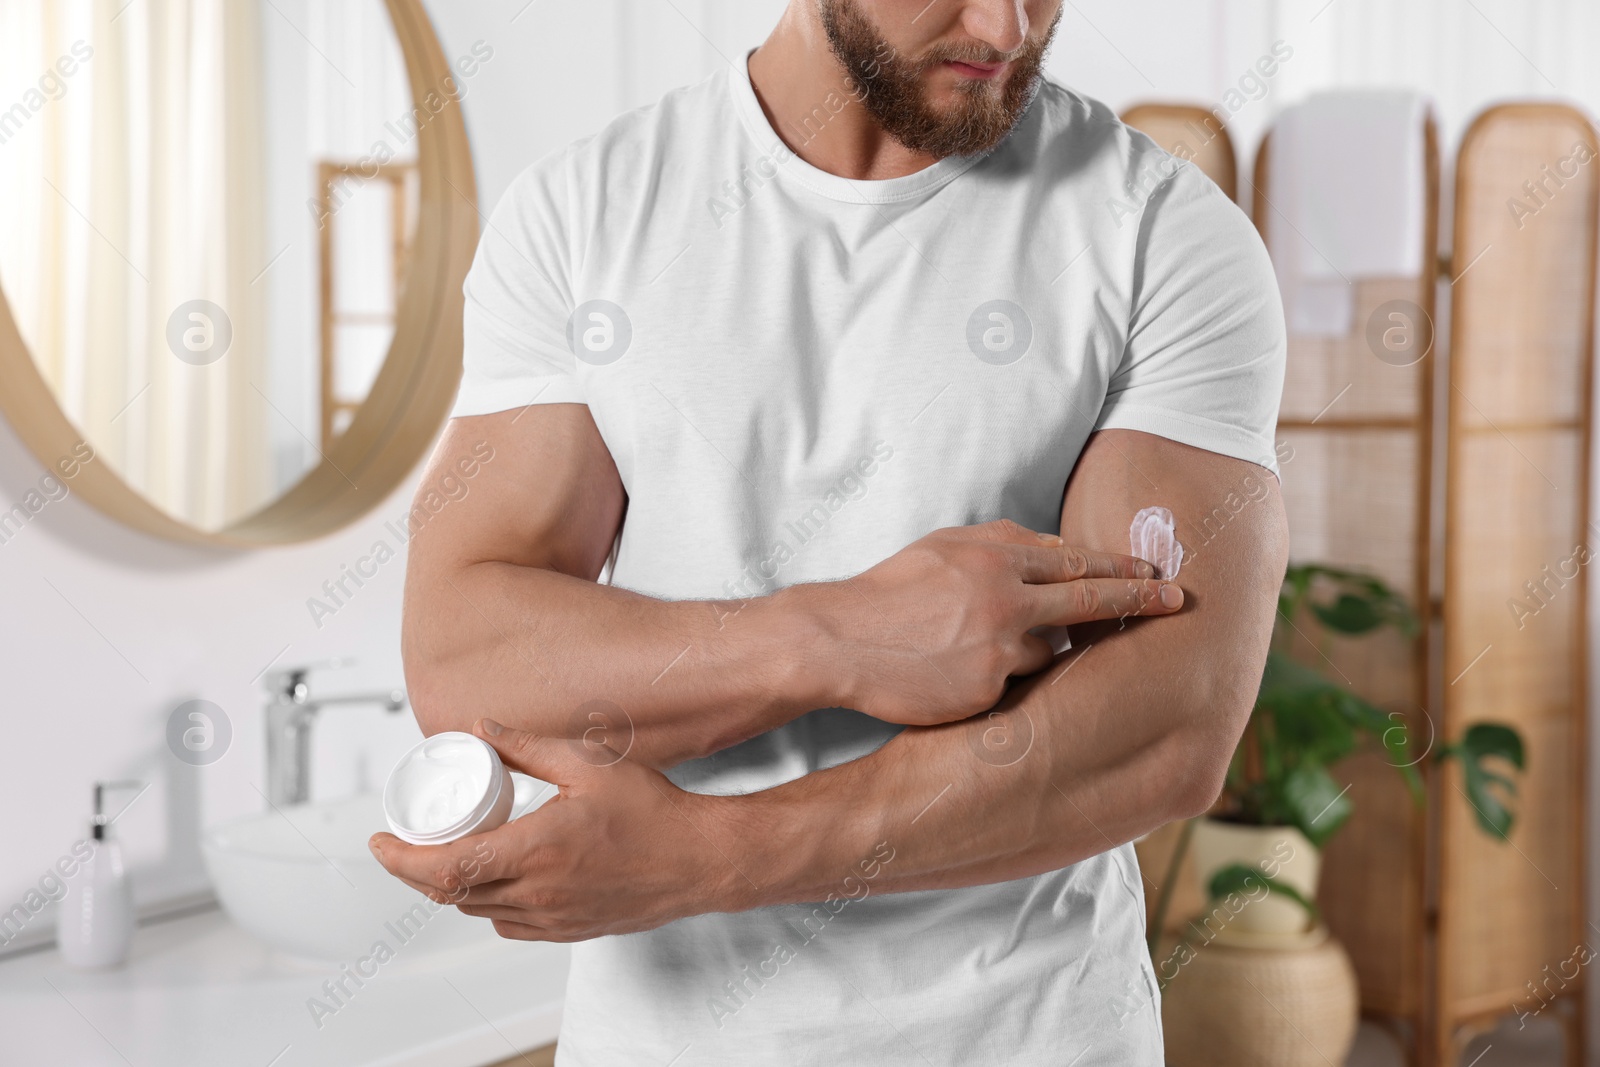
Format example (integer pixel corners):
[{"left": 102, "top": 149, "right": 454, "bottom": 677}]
[{"left": 201, "top": 792, "right": 494, "bottom": 963}]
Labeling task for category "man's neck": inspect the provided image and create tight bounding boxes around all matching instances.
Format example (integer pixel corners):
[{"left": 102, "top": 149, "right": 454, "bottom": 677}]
[{"left": 746, "top": 7, "right": 941, "bottom": 182}]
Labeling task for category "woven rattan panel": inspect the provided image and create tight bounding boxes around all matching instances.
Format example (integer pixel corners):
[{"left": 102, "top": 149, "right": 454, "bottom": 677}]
[
  {"left": 1443, "top": 103, "right": 1596, "bottom": 1020},
  {"left": 1279, "top": 364, "right": 1430, "bottom": 1016},
  {"left": 1249, "top": 95, "right": 1441, "bottom": 1016},
  {"left": 1278, "top": 279, "right": 1427, "bottom": 425}
]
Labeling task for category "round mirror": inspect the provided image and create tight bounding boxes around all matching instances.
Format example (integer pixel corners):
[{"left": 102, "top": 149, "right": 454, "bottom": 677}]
[{"left": 0, "top": 0, "right": 476, "bottom": 544}]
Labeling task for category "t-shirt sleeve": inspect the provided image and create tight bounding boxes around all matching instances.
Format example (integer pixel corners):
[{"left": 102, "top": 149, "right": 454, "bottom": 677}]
[
  {"left": 1094, "top": 161, "right": 1286, "bottom": 474},
  {"left": 451, "top": 155, "right": 585, "bottom": 417}
]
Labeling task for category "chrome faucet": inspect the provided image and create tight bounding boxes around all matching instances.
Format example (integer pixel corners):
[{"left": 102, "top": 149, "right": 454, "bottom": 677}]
[{"left": 263, "top": 662, "right": 406, "bottom": 806}]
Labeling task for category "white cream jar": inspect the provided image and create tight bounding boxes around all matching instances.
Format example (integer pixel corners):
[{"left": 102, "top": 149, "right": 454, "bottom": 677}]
[{"left": 382, "top": 732, "right": 515, "bottom": 845}]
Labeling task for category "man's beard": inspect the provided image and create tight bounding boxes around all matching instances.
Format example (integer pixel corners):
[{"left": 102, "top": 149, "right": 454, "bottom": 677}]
[{"left": 818, "top": 0, "right": 1060, "bottom": 159}]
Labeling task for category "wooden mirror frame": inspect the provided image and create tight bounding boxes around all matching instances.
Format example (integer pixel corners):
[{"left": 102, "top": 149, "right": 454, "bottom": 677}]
[{"left": 0, "top": 0, "right": 477, "bottom": 546}]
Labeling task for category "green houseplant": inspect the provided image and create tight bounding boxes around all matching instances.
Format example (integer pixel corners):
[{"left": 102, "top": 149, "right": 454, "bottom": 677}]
[{"left": 1148, "top": 563, "right": 1525, "bottom": 955}]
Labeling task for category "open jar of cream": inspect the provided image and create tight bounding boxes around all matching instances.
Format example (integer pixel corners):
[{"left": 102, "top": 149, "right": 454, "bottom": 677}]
[{"left": 382, "top": 732, "right": 515, "bottom": 845}]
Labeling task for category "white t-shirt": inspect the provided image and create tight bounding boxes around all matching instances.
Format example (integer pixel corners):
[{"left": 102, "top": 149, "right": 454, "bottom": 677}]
[{"left": 453, "top": 54, "right": 1284, "bottom": 1067}]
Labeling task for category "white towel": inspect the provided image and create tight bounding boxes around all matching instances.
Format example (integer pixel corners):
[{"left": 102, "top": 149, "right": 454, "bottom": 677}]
[{"left": 1266, "top": 91, "right": 1431, "bottom": 337}]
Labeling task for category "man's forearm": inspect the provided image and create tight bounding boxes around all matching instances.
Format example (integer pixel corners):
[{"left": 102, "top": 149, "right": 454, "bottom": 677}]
[
  {"left": 407, "top": 561, "right": 835, "bottom": 769},
  {"left": 710, "top": 615, "right": 1241, "bottom": 910}
]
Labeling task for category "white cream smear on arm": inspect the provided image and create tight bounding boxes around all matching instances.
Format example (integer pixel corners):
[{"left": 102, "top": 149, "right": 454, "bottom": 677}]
[{"left": 1130, "top": 506, "right": 1184, "bottom": 580}]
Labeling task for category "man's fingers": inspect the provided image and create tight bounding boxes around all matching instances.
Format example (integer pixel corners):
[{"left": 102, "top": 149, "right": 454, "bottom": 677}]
[
  {"left": 457, "top": 901, "right": 537, "bottom": 922},
  {"left": 475, "top": 719, "right": 581, "bottom": 784},
  {"left": 1009, "top": 544, "right": 1157, "bottom": 584},
  {"left": 1026, "top": 578, "right": 1182, "bottom": 627},
  {"left": 491, "top": 918, "right": 550, "bottom": 942},
  {"left": 368, "top": 829, "right": 511, "bottom": 895}
]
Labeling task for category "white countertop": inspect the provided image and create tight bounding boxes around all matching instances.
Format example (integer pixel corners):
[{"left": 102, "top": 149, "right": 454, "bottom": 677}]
[{"left": 0, "top": 908, "right": 568, "bottom": 1067}]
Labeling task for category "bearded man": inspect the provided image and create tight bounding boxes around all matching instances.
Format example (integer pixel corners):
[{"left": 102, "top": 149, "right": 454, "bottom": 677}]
[{"left": 372, "top": 1, "right": 1288, "bottom": 1062}]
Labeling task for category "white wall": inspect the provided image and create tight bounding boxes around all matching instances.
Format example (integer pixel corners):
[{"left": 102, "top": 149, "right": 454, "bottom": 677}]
[{"left": 2, "top": 0, "right": 1597, "bottom": 972}]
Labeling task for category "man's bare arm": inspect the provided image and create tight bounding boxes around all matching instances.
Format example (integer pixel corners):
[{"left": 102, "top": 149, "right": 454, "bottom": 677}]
[
  {"left": 713, "top": 429, "right": 1288, "bottom": 905},
  {"left": 404, "top": 409, "right": 1180, "bottom": 769},
  {"left": 371, "top": 428, "right": 1280, "bottom": 939},
  {"left": 404, "top": 405, "right": 826, "bottom": 768}
]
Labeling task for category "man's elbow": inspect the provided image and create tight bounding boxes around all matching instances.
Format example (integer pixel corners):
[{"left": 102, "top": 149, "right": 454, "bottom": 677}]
[
  {"left": 1163, "top": 693, "right": 1254, "bottom": 821},
  {"left": 403, "top": 662, "right": 457, "bottom": 737},
  {"left": 401, "top": 614, "right": 470, "bottom": 737},
  {"left": 1167, "top": 755, "right": 1231, "bottom": 821}
]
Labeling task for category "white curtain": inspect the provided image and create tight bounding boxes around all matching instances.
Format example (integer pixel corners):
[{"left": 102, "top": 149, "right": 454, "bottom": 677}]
[
  {"left": 0, "top": 0, "right": 269, "bottom": 529},
  {"left": 1264, "top": 0, "right": 1600, "bottom": 155}
]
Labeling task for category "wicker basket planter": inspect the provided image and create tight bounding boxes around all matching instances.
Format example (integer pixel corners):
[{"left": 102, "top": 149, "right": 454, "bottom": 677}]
[{"left": 1162, "top": 923, "right": 1359, "bottom": 1067}]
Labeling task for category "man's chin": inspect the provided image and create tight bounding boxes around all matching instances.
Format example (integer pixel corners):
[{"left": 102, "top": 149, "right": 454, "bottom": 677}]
[{"left": 906, "top": 99, "right": 1020, "bottom": 156}]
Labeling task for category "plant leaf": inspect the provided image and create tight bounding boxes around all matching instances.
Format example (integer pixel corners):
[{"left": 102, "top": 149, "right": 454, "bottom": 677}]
[
  {"left": 1459, "top": 763, "right": 1515, "bottom": 839},
  {"left": 1284, "top": 564, "right": 1421, "bottom": 638},
  {"left": 1281, "top": 764, "right": 1352, "bottom": 848},
  {"left": 1205, "top": 862, "right": 1319, "bottom": 920},
  {"left": 1257, "top": 653, "right": 1359, "bottom": 767},
  {"left": 1241, "top": 563, "right": 1428, "bottom": 845},
  {"left": 1445, "top": 721, "right": 1525, "bottom": 839},
  {"left": 1440, "top": 723, "right": 1523, "bottom": 838},
  {"left": 1310, "top": 593, "right": 1385, "bottom": 634},
  {"left": 1460, "top": 722, "right": 1525, "bottom": 770}
]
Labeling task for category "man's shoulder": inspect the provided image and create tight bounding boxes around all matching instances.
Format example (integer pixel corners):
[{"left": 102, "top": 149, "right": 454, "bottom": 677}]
[
  {"left": 1024, "top": 78, "right": 1197, "bottom": 190},
  {"left": 503, "top": 69, "right": 729, "bottom": 205}
]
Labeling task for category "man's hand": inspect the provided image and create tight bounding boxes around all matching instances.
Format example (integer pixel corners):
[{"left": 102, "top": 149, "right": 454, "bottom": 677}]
[
  {"left": 368, "top": 719, "right": 736, "bottom": 943},
  {"left": 804, "top": 518, "right": 1182, "bottom": 726}
]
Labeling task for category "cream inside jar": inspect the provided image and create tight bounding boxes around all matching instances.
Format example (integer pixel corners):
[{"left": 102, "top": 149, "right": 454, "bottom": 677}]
[{"left": 383, "top": 732, "right": 514, "bottom": 845}]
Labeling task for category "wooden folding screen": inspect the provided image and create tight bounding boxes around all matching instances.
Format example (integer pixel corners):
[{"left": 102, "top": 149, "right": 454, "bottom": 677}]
[
  {"left": 1118, "top": 104, "right": 1239, "bottom": 945},
  {"left": 1437, "top": 103, "right": 1596, "bottom": 1066},
  {"left": 1123, "top": 95, "right": 1596, "bottom": 1067},
  {"left": 1251, "top": 114, "right": 1442, "bottom": 1050}
]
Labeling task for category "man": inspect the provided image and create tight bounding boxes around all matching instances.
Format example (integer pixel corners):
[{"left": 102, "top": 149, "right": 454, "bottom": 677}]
[{"left": 370, "top": 0, "right": 1287, "bottom": 1061}]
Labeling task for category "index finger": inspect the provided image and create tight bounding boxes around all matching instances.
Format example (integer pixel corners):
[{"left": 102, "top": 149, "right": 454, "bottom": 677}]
[
  {"left": 369, "top": 829, "right": 512, "bottom": 896},
  {"left": 1025, "top": 576, "right": 1181, "bottom": 628},
  {"left": 1008, "top": 543, "right": 1157, "bottom": 584}
]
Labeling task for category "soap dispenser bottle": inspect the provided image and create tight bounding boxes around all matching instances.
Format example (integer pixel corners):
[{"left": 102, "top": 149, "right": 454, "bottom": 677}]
[{"left": 58, "top": 780, "right": 140, "bottom": 969}]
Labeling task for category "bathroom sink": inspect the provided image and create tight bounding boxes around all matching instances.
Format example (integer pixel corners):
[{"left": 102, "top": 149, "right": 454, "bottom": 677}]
[{"left": 202, "top": 792, "right": 494, "bottom": 963}]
